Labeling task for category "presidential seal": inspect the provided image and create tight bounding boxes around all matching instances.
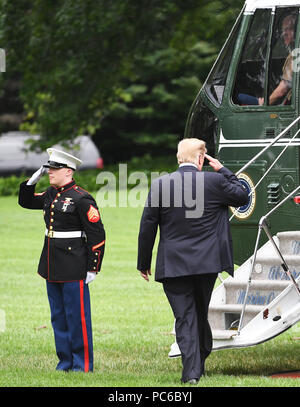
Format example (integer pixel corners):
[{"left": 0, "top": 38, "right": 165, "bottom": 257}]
[{"left": 230, "top": 172, "right": 256, "bottom": 220}]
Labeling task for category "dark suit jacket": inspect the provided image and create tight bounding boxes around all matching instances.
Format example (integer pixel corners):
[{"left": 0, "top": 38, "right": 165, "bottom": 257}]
[{"left": 137, "top": 165, "right": 249, "bottom": 282}]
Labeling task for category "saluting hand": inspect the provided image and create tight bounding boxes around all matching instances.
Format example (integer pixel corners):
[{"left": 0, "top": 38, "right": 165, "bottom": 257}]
[
  {"left": 205, "top": 154, "right": 223, "bottom": 171},
  {"left": 140, "top": 269, "right": 151, "bottom": 282},
  {"left": 26, "top": 166, "right": 47, "bottom": 186}
]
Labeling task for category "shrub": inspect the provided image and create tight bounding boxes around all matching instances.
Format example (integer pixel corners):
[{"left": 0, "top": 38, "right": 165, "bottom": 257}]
[{"left": 0, "top": 155, "right": 178, "bottom": 196}]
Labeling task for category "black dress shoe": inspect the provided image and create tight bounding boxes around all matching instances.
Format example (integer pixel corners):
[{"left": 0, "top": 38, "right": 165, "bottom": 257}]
[
  {"left": 181, "top": 378, "right": 199, "bottom": 385},
  {"left": 187, "top": 378, "right": 199, "bottom": 385}
]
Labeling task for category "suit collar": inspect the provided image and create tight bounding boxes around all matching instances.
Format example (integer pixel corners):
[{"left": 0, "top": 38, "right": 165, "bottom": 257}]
[
  {"left": 179, "top": 163, "right": 198, "bottom": 169},
  {"left": 178, "top": 164, "right": 200, "bottom": 173}
]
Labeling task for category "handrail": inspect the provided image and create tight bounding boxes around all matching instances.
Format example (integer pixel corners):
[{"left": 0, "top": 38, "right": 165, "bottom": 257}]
[
  {"left": 233, "top": 115, "right": 300, "bottom": 334},
  {"left": 235, "top": 115, "right": 300, "bottom": 176},
  {"left": 225, "top": 117, "right": 300, "bottom": 324},
  {"left": 237, "top": 185, "right": 300, "bottom": 334},
  {"left": 230, "top": 127, "right": 300, "bottom": 221}
]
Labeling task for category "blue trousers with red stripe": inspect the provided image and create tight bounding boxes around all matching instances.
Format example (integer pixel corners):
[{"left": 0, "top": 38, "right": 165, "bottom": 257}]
[{"left": 46, "top": 280, "right": 93, "bottom": 372}]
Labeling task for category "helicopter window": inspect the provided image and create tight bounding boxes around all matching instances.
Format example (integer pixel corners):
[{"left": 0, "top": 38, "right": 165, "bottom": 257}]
[
  {"left": 184, "top": 99, "right": 218, "bottom": 158},
  {"left": 267, "top": 7, "right": 299, "bottom": 106},
  {"left": 205, "top": 13, "right": 242, "bottom": 106},
  {"left": 232, "top": 9, "right": 271, "bottom": 106}
]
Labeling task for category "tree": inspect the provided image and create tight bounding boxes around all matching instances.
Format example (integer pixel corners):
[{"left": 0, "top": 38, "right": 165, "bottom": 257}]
[
  {"left": 96, "top": 0, "right": 245, "bottom": 162},
  {"left": 0, "top": 0, "right": 201, "bottom": 147},
  {"left": 0, "top": 0, "right": 244, "bottom": 159},
  {"left": 98, "top": 42, "right": 216, "bottom": 162}
]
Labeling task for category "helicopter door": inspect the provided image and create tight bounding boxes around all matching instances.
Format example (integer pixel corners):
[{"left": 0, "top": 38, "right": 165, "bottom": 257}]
[{"left": 220, "top": 6, "right": 300, "bottom": 264}]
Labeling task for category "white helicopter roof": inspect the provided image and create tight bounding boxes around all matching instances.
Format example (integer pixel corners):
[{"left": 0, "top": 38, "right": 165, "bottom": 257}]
[{"left": 245, "top": 0, "right": 300, "bottom": 13}]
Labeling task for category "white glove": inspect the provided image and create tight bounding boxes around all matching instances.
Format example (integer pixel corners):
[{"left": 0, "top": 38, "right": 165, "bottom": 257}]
[
  {"left": 27, "top": 166, "right": 46, "bottom": 185},
  {"left": 85, "top": 272, "right": 96, "bottom": 284}
]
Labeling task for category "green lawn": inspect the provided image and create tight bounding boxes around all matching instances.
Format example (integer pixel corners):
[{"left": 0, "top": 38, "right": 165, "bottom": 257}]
[{"left": 0, "top": 194, "right": 300, "bottom": 387}]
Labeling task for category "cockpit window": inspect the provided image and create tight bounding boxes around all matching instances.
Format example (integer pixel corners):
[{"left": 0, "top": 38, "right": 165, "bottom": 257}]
[
  {"left": 184, "top": 99, "right": 218, "bottom": 158},
  {"left": 232, "top": 9, "right": 271, "bottom": 106},
  {"left": 205, "top": 13, "right": 242, "bottom": 106},
  {"left": 267, "top": 7, "right": 299, "bottom": 106}
]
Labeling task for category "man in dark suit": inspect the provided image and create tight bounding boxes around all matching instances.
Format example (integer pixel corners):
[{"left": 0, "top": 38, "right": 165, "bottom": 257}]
[{"left": 137, "top": 138, "right": 248, "bottom": 384}]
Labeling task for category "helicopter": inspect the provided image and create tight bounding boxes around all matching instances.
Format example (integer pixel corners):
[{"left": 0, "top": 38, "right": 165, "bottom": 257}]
[{"left": 169, "top": 0, "right": 300, "bottom": 354}]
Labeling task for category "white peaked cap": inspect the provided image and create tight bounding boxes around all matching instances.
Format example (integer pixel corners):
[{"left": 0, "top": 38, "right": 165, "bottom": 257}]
[{"left": 44, "top": 148, "right": 82, "bottom": 170}]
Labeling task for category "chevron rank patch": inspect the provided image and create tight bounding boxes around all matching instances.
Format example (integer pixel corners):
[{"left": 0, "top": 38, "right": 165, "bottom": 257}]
[{"left": 87, "top": 205, "right": 100, "bottom": 223}]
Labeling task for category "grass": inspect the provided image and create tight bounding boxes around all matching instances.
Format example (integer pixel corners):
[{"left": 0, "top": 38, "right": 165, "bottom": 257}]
[{"left": 0, "top": 193, "right": 300, "bottom": 388}]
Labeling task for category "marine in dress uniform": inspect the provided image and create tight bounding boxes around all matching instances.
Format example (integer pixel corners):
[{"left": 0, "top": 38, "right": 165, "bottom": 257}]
[
  {"left": 137, "top": 139, "right": 248, "bottom": 384},
  {"left": 18, "top": 149, "right": 105, "bottom": 372}
]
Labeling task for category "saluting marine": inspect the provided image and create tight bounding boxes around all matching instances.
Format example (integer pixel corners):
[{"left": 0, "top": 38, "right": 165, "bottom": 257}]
[{"left": 18, "top": 148, "right": 106, "bottom": 372}]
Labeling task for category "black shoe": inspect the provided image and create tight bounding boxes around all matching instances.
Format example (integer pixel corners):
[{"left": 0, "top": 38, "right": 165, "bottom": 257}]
[
  {"left": 187, "top": 378, "right": 199, "bottom": 385},
  {"left": 181, "top": 378, "right": 199, "bottom": 385}
]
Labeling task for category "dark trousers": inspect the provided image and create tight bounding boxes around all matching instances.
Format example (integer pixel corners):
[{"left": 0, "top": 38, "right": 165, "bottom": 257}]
[
  {"left": 46, "top": 280, "right": 93, "bottom": 372},
  {"left": 163, "top": 273, "right": 217, "bottom": 381}
]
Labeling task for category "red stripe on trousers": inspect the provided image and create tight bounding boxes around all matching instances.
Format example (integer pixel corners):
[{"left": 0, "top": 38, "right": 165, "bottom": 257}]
[{"left": 79, "top": 280, "right": 89, "bottom": 372}]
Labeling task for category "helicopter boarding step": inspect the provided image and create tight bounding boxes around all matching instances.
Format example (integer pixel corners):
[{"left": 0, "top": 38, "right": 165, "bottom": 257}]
[{"left": 169, "top": 231, "right": 300, "bottom": 357}]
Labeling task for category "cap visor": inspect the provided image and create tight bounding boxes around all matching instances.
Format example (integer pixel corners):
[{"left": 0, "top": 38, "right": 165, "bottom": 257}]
[
  {"left": 43, "top": 162, "right": 65, "bottom": 169},
  {"left": 43, "top": 162, "right": 75, "bottom": 170},
  {"left": 43, "top": 164, "right": 61, "bottom": 169}
]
